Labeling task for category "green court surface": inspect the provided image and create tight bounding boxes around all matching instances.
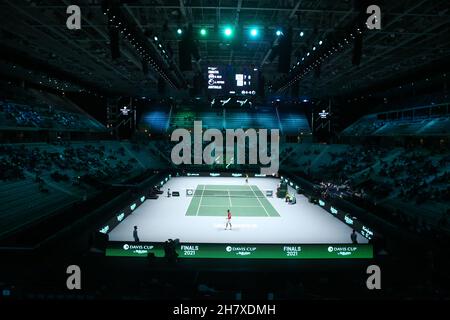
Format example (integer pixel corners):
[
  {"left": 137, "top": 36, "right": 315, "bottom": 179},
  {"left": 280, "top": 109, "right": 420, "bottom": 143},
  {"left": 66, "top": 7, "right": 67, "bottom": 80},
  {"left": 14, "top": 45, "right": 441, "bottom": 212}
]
[{"left": 186, "top": 184, "right": 280, "bottom": 217}]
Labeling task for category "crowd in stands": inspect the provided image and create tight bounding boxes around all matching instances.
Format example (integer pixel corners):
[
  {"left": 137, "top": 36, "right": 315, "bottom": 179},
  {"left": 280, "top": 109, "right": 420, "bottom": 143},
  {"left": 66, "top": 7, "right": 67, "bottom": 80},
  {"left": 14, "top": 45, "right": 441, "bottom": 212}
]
[
  {"left": 341, "top": 118, "right": 386, "bottom": 136},
  {"left": 2, "top": 102, "right": 42, "bottom": 126},
  {"left": 52, "top": 110, "right": 80, "bottom": 128},
  {"left": 378, "top": 150, "right": 450, "bottom": 204},
  {"left": 0, "top": 100, "right": 103, "bottom": 131},
  {"left": 285, "top": 143, "right": 450, "bottom": 235},
  {"left": 323, "top": 146, "right": 448, "bottom": 205},
  {"left": 0, "top": 151, "right": 26, "bottom": 180},
  {"left": 318, "top": 181, "right": 354, "bottom": 199},
  {"left": 0, "top": 142, "right": 143, "bottom": 193}
]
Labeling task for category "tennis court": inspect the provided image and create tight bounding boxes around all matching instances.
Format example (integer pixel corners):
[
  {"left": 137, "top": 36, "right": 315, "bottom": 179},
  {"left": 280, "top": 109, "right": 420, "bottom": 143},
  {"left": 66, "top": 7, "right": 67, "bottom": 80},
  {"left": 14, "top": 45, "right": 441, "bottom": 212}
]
[
  {"left": 186, "top": 184, "right": 280, "bottom": 217},
  {"left": 108, "top": 176, "right": 368, "bottom": 244}
]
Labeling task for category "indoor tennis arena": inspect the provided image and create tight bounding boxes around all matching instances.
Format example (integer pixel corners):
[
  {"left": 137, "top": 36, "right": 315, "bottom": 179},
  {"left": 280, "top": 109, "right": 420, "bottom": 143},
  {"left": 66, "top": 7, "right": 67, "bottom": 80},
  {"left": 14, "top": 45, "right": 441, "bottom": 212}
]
[
  {"left": 1, "top": 0, "right": 449, "bottom": 306},
  {"left": 108, "top": 176, "right": 369, "bottom": 244}
]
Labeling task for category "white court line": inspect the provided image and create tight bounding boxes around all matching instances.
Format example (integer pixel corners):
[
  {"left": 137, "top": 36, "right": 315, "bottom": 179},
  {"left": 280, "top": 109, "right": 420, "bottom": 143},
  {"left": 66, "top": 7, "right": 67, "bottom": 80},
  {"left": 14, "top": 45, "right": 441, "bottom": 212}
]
[
  {"left": 250, "top": 185, "right": 270, "bottom": 217},
  {"left": 196, "top": 185, "right": 205, "bottom": 216},
  {"left": 227, "top": 189, "right": 232, "bottom": 208},
  {"left": 201, "top": 205, "right": 262, "bottom": 208},
  {"left": 213, "top": 224, "right": 257, "bottom": 229}
]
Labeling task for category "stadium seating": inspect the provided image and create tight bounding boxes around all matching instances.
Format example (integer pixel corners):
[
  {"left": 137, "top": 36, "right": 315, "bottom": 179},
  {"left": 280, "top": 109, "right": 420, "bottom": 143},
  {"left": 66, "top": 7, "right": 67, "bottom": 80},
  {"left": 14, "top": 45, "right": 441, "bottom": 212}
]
[
  {"left": 141, "top": 106, "right": 311, "bottom": 134},
  {"left": 141, "top": 108, "right": 170, "bottom": 133},
  {"left": 280, "top": 142, "right": 450, "bottom": 232},
  {"left": 0, "top": 140, "right": 167, "bottom": 237},
  {"left": 0, "top": 177, "right": 77, "bottom": 237},
  {"left": 0, "top": 100, "right": 106, "bottom": 132},
  {"left": 278, "top": 112, "right": 310, "bottom": 134},
  {"left": 342, "top": 103, "right": 450, "bottom": 137}
]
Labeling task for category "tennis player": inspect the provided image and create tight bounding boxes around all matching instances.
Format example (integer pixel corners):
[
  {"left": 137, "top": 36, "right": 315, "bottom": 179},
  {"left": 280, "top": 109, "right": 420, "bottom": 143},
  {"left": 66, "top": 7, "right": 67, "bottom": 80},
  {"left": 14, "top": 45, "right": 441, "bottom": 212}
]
[{"left": 225, "top": 209, "right": 232, "bottom": 230}]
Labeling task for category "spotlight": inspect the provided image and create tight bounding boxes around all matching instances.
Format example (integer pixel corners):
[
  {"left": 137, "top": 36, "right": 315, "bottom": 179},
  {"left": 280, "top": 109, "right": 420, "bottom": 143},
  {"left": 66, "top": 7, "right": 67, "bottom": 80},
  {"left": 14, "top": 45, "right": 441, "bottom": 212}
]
[
  {"left": 177, "top": 28, "right": 183, "bottom": 35},
  {"left": 319, "top": 40, "right": 323, "bottom": 45},
  {"left": 200, "top": 28, "right": 207, "bottom": 36},
  {"left": 276, "top": 29, "right": 283, "bottom": 36},
  {"left": 299, "top": 31, "right": 304, "bottom": 37},
  {"left": 224, "top": 27, "right": 233, "bottom": 37},
  {"left": 250, "top": 28, "right": 258, "bottom": 37}
]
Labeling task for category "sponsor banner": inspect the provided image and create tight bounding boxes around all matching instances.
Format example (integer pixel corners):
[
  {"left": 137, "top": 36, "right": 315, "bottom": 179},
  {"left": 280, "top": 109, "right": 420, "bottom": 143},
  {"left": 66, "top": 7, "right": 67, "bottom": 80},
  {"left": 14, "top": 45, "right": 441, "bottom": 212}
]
[
  {"left": 182, "top": 172, "right": 275, "bottom": 178},
  {"left": 106, "top": 242, "right": 373, "bottom": 259},
  {"left": 209, "top": 173, "right": 221, "bottom": 177},
  {"left": 106, "top": 243, "right": 165, "bottom": 257}
]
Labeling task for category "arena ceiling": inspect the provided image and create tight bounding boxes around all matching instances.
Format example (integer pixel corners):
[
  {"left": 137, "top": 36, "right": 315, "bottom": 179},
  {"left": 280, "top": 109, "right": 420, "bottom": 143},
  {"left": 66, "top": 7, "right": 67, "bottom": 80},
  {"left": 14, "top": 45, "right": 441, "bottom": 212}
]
[{"left": 0, "top": 0, "right": 449, "bottom": 99}]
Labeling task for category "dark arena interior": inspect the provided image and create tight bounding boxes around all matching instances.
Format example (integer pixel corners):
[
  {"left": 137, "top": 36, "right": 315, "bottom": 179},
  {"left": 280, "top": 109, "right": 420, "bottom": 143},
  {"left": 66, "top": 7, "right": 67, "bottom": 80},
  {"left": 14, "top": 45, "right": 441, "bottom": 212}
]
[{"left": 0, "top": 0, "right": 449, "bottom": 310}]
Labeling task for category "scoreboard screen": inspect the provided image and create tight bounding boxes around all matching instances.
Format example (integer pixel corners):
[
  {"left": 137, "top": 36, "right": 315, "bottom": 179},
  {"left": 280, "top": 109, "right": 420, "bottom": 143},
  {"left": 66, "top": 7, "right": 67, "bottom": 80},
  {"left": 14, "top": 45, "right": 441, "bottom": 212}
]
[{"left": 207, "top": 66, "right": 258, "bottom": 96}]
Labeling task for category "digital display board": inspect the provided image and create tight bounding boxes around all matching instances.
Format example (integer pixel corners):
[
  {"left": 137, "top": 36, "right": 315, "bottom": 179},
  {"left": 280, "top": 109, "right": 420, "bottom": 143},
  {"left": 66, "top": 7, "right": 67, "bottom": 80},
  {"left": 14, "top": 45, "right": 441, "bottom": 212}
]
[
  {"left": 106, "top": 242, "right": 373, "bottom": 259},
  {"left": 207, "top": 67, "right": 225, "bottom": 90},
  {"left": 207, "top": 66, "right": 258, "bottom": 96}
]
